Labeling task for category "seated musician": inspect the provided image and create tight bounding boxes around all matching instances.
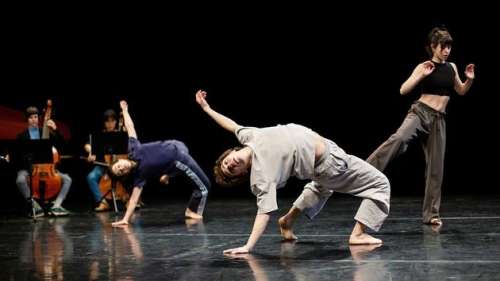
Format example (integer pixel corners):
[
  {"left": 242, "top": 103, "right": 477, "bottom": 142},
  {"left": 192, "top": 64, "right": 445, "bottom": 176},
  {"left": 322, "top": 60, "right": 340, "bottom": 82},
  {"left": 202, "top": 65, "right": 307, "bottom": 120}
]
[
  {"left": 16, "top": 106, "right": 71, "bottom": 217},
  {"left": 84, "top": 109, "right": 136, "bottom": 212}
]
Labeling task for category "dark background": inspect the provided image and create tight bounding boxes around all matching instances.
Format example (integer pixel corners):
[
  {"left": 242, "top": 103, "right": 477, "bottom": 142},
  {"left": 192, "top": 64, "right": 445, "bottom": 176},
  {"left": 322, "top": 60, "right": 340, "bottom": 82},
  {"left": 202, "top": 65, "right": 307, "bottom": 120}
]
[{"left": 1, "top": 8, "right": 498, "bottom": 212}]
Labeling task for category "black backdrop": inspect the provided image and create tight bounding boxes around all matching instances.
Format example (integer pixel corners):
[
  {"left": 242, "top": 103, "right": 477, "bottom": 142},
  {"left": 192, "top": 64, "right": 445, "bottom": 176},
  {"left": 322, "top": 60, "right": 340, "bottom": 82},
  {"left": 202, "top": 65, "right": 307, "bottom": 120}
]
[{"left": 1, "top": 8, "right": 498, "bottom": 210}]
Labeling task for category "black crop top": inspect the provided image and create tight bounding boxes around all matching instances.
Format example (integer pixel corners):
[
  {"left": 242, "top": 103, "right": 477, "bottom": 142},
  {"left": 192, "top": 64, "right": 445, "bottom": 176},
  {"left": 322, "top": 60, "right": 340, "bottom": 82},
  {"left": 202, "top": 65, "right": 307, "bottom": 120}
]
[{"left": 420, "top": 62, "right": 456, "bottom": 96}]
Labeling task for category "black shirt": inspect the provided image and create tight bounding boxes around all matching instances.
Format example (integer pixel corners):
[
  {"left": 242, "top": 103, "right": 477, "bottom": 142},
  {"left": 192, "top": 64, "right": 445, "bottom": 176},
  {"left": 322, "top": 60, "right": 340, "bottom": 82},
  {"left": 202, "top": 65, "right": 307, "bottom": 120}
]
[{"left": 420, "top": 62, "right": 456, "bottom": 96}]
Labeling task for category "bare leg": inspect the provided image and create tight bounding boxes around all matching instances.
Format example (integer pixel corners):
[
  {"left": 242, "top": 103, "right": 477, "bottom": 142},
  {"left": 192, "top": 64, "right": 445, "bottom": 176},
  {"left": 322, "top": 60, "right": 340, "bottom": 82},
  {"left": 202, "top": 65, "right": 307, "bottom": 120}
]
[
  {"left": 278, "top": 206, "right": 301, "bottom": 241},
  {"left": 349, "top": 221, "right": 382, "bottom": 245},
  {"left": 185, "top": 208, "right": 203, "bottom": 220}
]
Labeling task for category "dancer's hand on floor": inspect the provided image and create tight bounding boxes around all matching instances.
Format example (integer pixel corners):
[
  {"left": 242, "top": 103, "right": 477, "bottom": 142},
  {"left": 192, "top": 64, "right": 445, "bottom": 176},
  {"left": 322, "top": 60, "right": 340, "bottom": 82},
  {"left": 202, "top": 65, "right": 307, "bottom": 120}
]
[
  {"left": 112, "top": 219, "right": 129, "bottom": 228},
  {"left": 223, "top": 245, "right": 250, "bottom": 255},
  {"left": 224, "top": 252, "right": 250, "bottom": 259}
]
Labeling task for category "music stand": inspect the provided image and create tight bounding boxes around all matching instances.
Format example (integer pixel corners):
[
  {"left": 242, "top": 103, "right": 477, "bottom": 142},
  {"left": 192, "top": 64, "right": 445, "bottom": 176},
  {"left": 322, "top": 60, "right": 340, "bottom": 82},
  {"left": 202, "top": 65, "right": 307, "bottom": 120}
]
[
  {"left": 90, "top": 132, "right": 128, "bottom": 212},
  {"left": 10, "top": 139, "right": 55, "bottom": 220}
]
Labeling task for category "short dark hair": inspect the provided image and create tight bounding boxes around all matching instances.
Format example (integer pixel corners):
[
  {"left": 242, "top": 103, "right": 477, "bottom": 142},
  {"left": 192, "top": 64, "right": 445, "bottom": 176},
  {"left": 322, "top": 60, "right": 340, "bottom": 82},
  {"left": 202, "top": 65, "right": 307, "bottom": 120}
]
[
  {"left": 213, "top": 147, "right": 249, "bottom": 187},
  {"left": 25, "top": 106, "right": 39, "bottom": 120},
  {"left": 103, "top": 109, "right": 117, "bottom": 121},
  {"left": 426, "top": 26, "right": 453, "bottom": 57}
]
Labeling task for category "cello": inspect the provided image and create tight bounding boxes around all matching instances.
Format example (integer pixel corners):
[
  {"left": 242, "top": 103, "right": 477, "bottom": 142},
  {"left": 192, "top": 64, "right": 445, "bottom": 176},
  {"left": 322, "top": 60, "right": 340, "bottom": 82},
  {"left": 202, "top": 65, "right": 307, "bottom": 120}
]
[
  {"left": 97, "top": 155, "right": 130, "bottom": 205},
  {"left": 97, "top": 112, "right": 130, "bottom": 209},
  {"left": 30, "top": 100, "right": 62, "bottom": 203}
]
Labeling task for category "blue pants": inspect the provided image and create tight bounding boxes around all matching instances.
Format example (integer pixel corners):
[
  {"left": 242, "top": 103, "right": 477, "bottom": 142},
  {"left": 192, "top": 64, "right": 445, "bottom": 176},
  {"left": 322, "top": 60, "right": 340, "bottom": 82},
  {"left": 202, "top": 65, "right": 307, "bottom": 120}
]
[
  {"left": 87, "top": 166, "right": 106, "bottom": 203},
  {"left": 173, "top": 141, "right": 211, "bottom": 216}
]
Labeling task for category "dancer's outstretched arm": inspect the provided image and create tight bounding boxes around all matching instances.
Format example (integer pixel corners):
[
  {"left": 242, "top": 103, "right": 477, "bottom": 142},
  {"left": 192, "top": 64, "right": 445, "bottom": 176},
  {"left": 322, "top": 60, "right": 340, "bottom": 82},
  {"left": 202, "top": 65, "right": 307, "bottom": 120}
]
[
  {"left": 195, "top": 90, "right": 240, "bottom": 133},
  {"left": 120, "top": 100, "right": 138, "bottom": 139}
]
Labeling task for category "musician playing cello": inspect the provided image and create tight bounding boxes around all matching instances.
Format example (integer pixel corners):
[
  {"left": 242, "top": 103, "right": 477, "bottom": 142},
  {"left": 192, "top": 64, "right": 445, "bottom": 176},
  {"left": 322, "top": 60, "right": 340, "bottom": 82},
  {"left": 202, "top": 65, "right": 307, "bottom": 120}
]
[
  {"left": 84, "top": 109, "right": 136, "bottom": 212},
  {"left": 16, "top": 105, "right": 71, "bottom": 217}
]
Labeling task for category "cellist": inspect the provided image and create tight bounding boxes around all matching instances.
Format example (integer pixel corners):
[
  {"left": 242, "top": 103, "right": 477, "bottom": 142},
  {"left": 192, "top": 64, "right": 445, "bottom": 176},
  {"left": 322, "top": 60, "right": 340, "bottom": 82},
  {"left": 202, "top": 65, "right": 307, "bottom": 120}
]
[
  {"left": 15, "top": 105, "right": 72, "bottom": 217},
  {"left": 84, "top": 109, "right": 128, "bottom": 211}
]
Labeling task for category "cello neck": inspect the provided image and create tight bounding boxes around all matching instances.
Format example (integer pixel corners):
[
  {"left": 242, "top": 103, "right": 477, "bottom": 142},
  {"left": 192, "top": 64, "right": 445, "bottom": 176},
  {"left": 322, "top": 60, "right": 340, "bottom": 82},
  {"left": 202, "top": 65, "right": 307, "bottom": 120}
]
[
  {"left": 41, "top": 99, "right": 53, "bottom": 139},
  {"left": 118, "top": 112, "right": 125, "bottom": 132}
]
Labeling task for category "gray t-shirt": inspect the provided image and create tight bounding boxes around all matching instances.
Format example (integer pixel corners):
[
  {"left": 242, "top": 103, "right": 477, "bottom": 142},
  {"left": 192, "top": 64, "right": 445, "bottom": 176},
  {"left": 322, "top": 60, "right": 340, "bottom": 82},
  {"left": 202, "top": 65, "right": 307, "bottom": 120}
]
[{"left": 235, "top": 123, "right": 319, "bottom": 214}]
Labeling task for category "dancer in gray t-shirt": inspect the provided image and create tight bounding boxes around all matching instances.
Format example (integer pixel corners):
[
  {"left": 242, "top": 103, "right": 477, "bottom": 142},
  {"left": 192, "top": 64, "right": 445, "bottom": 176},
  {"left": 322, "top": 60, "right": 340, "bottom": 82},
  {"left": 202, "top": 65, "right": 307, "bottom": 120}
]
[{"left": 195, "top": 90, "right": 390, "bottom": 255}]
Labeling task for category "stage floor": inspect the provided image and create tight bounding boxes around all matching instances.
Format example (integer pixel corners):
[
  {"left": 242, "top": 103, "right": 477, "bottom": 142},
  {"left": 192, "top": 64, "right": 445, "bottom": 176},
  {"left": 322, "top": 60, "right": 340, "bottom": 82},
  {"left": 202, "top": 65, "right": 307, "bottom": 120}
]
[{"left": 1, "top": 196, "right": 500, "bottom": 281}]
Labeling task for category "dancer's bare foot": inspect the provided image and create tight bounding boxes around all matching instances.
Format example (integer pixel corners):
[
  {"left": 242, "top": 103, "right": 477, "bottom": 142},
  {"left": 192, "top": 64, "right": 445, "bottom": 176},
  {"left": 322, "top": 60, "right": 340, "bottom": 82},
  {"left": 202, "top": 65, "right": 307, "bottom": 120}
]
[
  {"left": 349, "top": 244, "right": 382, "bottom": 261},
  {"left": 349, "top": 233, "right": 383, "bottom": 245},
  {"left": 185, "top": 208, "right": 203, "bottom": 220},
  {"left": 429, "top": 218, "right": 443, "bottom": 226},
  {"left": 185, "top": 218, "right": 202, "bottom": 227},
  {"left": 279, "top": 216, "right": 298, "bottom": 241}
]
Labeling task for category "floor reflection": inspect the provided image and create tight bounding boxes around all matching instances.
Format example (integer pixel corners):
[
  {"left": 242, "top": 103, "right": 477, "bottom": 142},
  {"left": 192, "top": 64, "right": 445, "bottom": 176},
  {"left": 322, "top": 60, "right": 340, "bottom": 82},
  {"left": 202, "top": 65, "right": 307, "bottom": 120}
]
[
  {"left": 19, "top": 218, "right": 73, "bottom": 281},
  {"left": 1, "top": 197, "right": 499, "bottom": 281}
]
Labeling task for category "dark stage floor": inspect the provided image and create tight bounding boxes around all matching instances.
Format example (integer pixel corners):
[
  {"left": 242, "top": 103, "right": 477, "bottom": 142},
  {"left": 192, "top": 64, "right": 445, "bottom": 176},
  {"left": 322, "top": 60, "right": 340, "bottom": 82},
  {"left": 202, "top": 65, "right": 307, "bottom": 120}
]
[{"left": 1, "top": 196, "right": 500, "bottom": 281}]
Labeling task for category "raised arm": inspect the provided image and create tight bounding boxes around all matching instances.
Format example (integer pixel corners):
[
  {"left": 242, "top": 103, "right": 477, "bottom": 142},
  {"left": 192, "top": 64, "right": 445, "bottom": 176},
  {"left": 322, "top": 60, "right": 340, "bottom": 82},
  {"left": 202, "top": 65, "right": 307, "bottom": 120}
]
[
  {"left": 451, "top": 63, "right": 475, "bottom": 96},
  {"left": 195, "top": 90, "right": 239, "bottom": 133},
  {"left": 120, "top": 100, "right": 138, "bottom": 139},
  {"left": 400, "top": 61, "right": 435, "bottom": 95}
]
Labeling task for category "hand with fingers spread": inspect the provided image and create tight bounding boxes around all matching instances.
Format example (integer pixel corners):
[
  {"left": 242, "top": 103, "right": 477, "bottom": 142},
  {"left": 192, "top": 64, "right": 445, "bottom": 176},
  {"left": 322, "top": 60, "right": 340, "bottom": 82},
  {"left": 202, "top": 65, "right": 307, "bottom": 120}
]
[
  {"left": 112, "top": 219, "right": 129, "bottom": 228},
  {"left": 223, "top": 245, "right": 251, "bottom": 255}
]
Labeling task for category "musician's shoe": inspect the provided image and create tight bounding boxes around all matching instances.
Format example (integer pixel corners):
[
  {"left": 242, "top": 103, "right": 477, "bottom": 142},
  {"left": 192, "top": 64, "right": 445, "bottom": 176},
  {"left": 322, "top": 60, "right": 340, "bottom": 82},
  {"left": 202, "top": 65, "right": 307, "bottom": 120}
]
[
  {"left": 28, "top": 199, "right": 44, "bottom": 218},
  {"left": 94, "top": 200, "right": 111, "bottom": 212},
  {"left": 49, "top": 206, "right": 70, "bottom": 217}
]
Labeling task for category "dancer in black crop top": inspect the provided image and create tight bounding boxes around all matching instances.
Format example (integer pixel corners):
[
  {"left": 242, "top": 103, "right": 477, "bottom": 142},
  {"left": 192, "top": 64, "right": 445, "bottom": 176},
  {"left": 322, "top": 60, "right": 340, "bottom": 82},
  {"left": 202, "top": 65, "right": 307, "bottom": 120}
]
[
  {"left": 367, "top": 27, "right": 475, "bottom": 226},
  {"left": 420, "top": 61, "right": 456, "bottom": 96}
]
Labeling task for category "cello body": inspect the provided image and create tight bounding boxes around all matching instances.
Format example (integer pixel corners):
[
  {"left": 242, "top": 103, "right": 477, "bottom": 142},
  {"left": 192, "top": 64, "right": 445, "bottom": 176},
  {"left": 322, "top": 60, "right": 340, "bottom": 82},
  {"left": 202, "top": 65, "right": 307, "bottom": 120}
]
[
  {"left": 30, "top": 99, "right": 62, "bottom": 203},
  {"left": 98, "top": 154, "right": 129, "bottom": 202}
]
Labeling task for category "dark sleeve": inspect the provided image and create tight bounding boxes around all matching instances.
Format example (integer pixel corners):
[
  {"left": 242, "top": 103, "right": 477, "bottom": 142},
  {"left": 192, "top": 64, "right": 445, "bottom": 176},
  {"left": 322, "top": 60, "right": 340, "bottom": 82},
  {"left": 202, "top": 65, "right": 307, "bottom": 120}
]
[
  {"left": 15, "top": 130, "right": 31, "bottom": 170},
  {"left": 133, "top": 177, "right": 146, "bottom": 189},
  {"left": 49, "top": 129, "right": 64, "bottom": 149},
  {"left": 128, "top": 137, "right": 141, "bottom": 160},
  {"left": 16, "top": 130, "right": 28, "bottom": 140}
]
